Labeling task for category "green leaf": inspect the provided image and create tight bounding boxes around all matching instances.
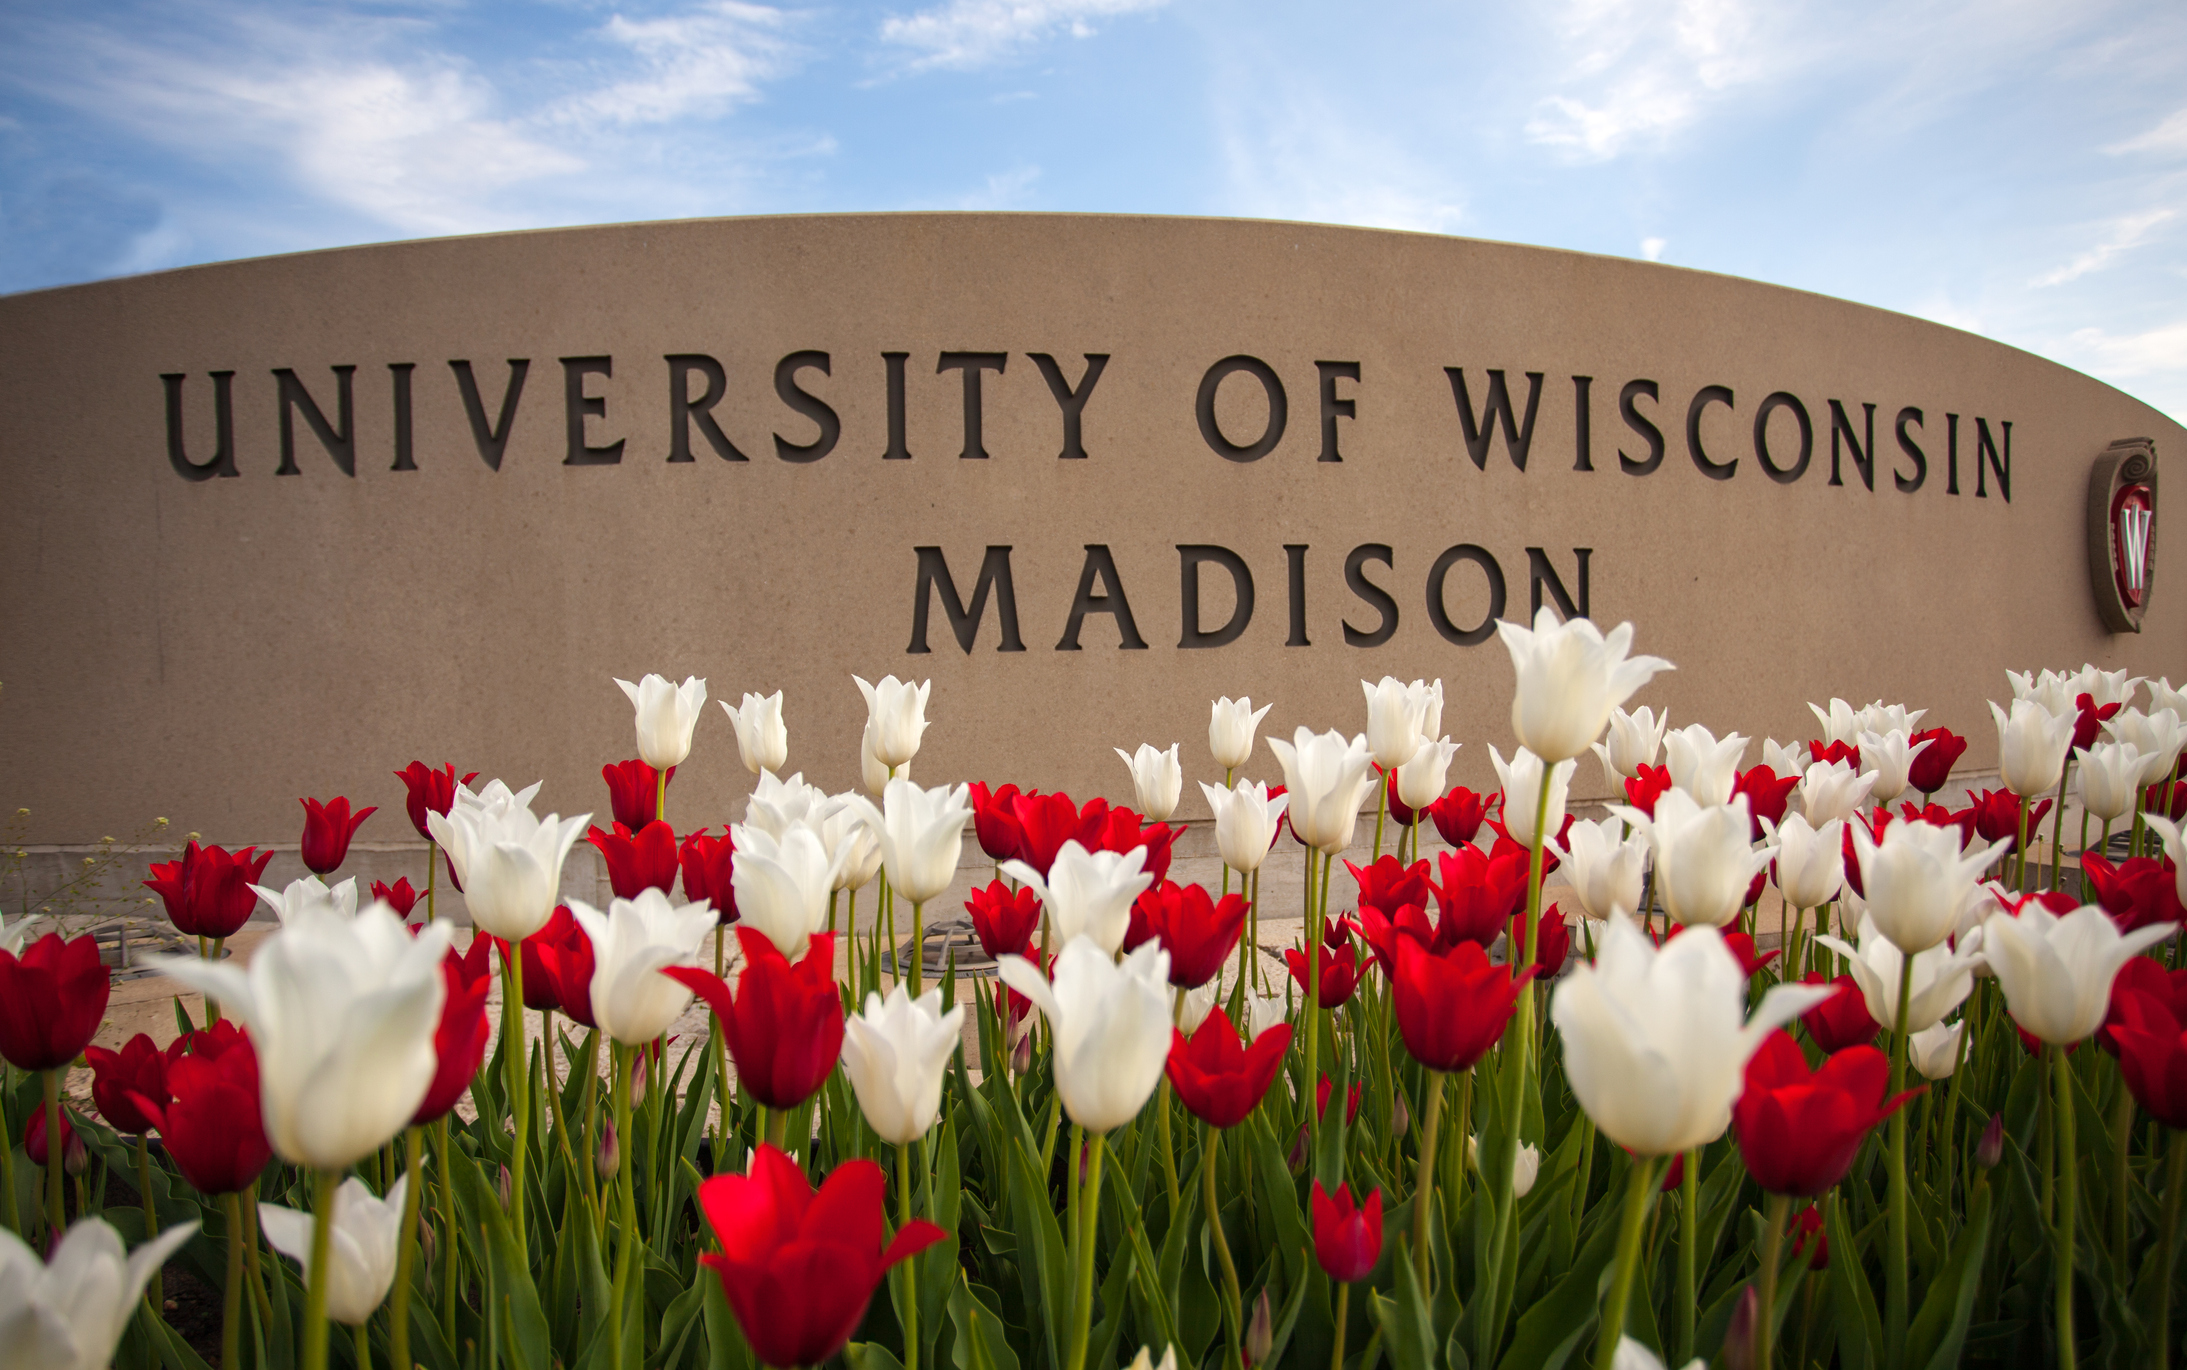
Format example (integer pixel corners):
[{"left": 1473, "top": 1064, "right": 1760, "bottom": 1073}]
[
  {"left": 949, "top": 1274, "right": 1021, "bottom": 1370},
  {"left": 1247, "top": 1111, "right": 1311, "bottom": 1289},
  {"left": 844, "top": 1342, "right": 907, "bottom": 1370},
  {"left": 1496, "top": 1196, "right": 1620, "bottom": 1370},
  {"left": 1372, "top": 1241, "right": 1441, "bottom": 1370},
  {"left": 699, "top": 1265, "right": 757, "bottom": 1370},
  {"left": 1904, "top": 1184, "right": 1993, "bottom": 1370},
  {"left": 454, "top": 1150, "right": 554, "bottom": 1370},
  {"left": 1825, "top": 1197, "right": 1882, "bottom": 1370}
]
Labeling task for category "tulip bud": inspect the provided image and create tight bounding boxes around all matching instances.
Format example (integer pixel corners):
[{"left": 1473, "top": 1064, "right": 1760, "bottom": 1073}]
[
  {"left": 598, "top": 1117, "right": 620, "bottom": 1179},
  {"left": 1975, "top": 1113, "right": 2005, "bottom": 1169},
  {"left": 630, "top": 1061, "right": 649, "bottom": 1109},
  {"left": 418, "top": 1218, "right": 436, "bottom": 1272},
  {"left": 1286, "top": 1123, "right": 1310, "bottom": 1174},
  {"left": 497, "top": 1163, "right": 513, "bottom": 1211},
  {"left": 1720, "top": 1285, "right": 1760, "bottom": 1370},
  {"left": 63, "top": 1126, "right": 88, "bottom": 1176},
  {"left": 1010, "top": 1025, "right": 1033, "bottom": 1078},
  {"left": 1244, "top": 1288, "right": 1273, "bottom": 1366},
  {"left": 1390, "top": 1091, "right": 1409, "bottom": 1139}
]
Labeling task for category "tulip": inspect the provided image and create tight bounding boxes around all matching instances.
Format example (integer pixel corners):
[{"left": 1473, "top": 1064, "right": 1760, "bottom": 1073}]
[
  {"left": 1361, "top": 676, "right": 1433, "bottom": 770},
  {"left": 0, "top": 1218, "right": 199, "bottom": 1370},
  {"left": 1551, "top": 816, "right": 1647, "bottom": 921},
  {"left": 1595, "top": 704, "right": 1669, "bottom": 780},
  {"left": 1349, "top": 854, "right": 1434, "bottom": 918},
  {"left": 729, "top": 823, "right": 849, "bottom": 960},
  {"left": 1137, "top": 882, "right": 1247, "bottom": 987},
  {"left": 84, "top": 1033, "right": 170, "bottom": 1136},
  {"left": 1852, "top": 817, "right": 2006, "bottom": 955},
  {"left": 2109, "top": 989, "right": 2187, "bottom": 1125},
  {"left": 1664, "top": 724, "right": 1747, "bottom": 807},
  {"left": 855, "top": 673, "right": 930, "bottom": 769},
  {"left": 0, "top": 933, "right": 109, "bottom": 1072},
  {"left": 1115, "top": 742, "right": 1183, "bottom": 821},
  {"left": 23, "top": 1103, "right": 79, "bottom": 1169},
  {"left": 395, "top": 762, "right": 479, "bottom": 841},
  {"left": 1860, "top": 729, "right": 1932, "bottom": 807},
  {"left": 1908, "top": 1019, "right": 1965, "bottom": 1079},
  {"left": 1800, "top": 758, "right": 1878, "bottom": 826},
  {"left": 534, "top": 912, "right": 599, "bottom": 1027},
  {"left": 1428, "top": 786, "right": 1488, "bottom": 847},
  {"left": 589, "top": 820, "right": 680, "bottom": 899},
  {"left": 1466, "top": 1134, "right": 1542, "bottom": 1195},
  {"left": 967, "top": 880, "right": 1042, "bottom": 958},
  {"left": 1310, "top": 1180, "right": 1382, "bottom": 1282},
  {"left": 298, "top": 797, "right": 375, "bottom": 876},
  {"left": 568, "top": 889, "right": 714, "bottom": 1045},
  {"left": 1810, "top": 698, "right": 1863, "bottom": 748},
  {"left": 743, "top": 769, "right": 831, "bottom": 838},
  {"left": 721, "top": 690, "right": 789, "bottom": 775},
  {"left": 2082, "top": 853, "right": 2187, "bottom": 935},
  {"left": 145, "top": 842, "right": 274, "bottom": 940},
  {"left": 1429, "top": 844, "right": 1530, "bottom": 948},
  {"left": 1209, "top": 696, "right": 1274, "bottom": 771},
  {"left": 1315, "top": 1076, "right": 1364, "bottom": 1126},
  {"left": 847, "top": 778, "right": 973, "bottom": 911},
  {"left": 1701, "top": 928, "right": 1779, "bottom": 980},
  {"left": 1800, "top": 972, "right": 1880, "bottom": 1051},
  {"left": 1983, "top": 901, "right": 2176, "bottom": 1046},
  {"left": 1904, "top": 727, "right": 1966, "bottom": 796},
  {"left": 1488, "top": 745, "right": 1575, "bottom": 849},
  {"left": 1991, "top": 697, "right": 2075, "bottom": 799},
  {"left": 1614, "top": 790, "right": 1765, "bottom": 929},
  {"left": 1392, "top": 740, "right": 1457, "bottom": 819},
  {"left": 1731, "top": 764, "right": 1799, "bottom": 839},
  {"left": 1268, "top": 727, "right": 1378, "bottom": 852},
  {"left": 670, "top": 929, "right": 845, "bottom": 1111},
  {"left": 1514, "top": 903, "right": 1574, "bottom": 971},
  {"left": 615, "top": 673, "right": 707, "bottom": 770},
  {"left": 1166, "top": 1007, "right": 1291, "bottom": 1128},
  {"left": 413, "top": 956, "right": 492, "bottom": 1125},
  {"left": 250, "top": 874, "right": 360, "bottom": 924},
  {"left": 1201, "top": 780, "right": 1290, "bottom": 875},
  {"left": 1394, "top": 938, "right": 1534, "bottom": 1072},
  {"left": 1969, "top": 786, "right": 2048, "bottom": 850},
  {"left": 1285, "top": 940, "right": 1362, "bottom": 1008},
  {"left": 697, "top": 1146, "right": 946, "bottom": 1370},
  {"left": 2079, "top": 740, "right": 2157, "bottom": 823},
  {"left": 968, "top": 782, "right": 1026, "bottom": 862},
  {"left": 429, "top": 789, "right": 588, "bottom": 943},
  {"left": 859, "top": 719, "right": 901, "bottom": 796},
  {"left": 1815, "top": 909, "right": 1984, "bottom": 1033},
  {"left": 1498, "top": 605, "right": 1674, "bottom": 764},
  {"left": 136, "top": 1034, "right": 273, "bottom": 1195},
  {"left": 1001, "top": 839, "right": 1153, "bottom": 956},
  {"left": 2152, "top": 816, "right": 2187, "bottom": 908},
  {"left": 601, "top": 758, "right": 671, "bottom": 831},
  {"left": 840, "top": 984, "right": 964, "bottom": 1145},
  {"left": 999, "top": 936, "right": 1173, "bottom": 1132},
  {"left": 817, "top": 797, "right": 885, "bottom": 895},
  {"left": 2104, "top": 705, "right": 2187, "bottom": 778},
  {"left": 677, "top": 829, "right": 738, "bottom": 923},
  {"left": 263, "top": 1175, "right": 407, "bottom": 1324},
  {"left": 371, "top": 878, "right": 421, "bottom": 920},
  {"left": 1623, "top": 763, "right": 1673, "bottom": 818},
  {"left": 1770, "top": 813, "right": 1846, "bottom": 911}
]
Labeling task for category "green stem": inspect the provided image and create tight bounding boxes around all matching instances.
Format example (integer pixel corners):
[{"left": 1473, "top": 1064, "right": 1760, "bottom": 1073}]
[
  {"left": 1677, "top": 1147, "right": 1699, "bottom": 1363},
  {"left": 301, "top": 1169, "right": 339, "bottom": 1370},
  {"left": 711, "top": 932, "right": 733, "bottom": 1158},
  {"left": 609, "top": 1045, "right": 637, "bottom": 1370},
  {"left": 1160, "top": 993, "right": 1182, "bottom": 1217},
  {"left": 221, "top": 1192, "right": 245, "bottom": 1370},
  {"left": 501, "top": 949, "right": 530, "bottom": 1258},
  {"left": 883, "top": 870, "right": 898, "bottom": 989},
  {"left": 1248, "top": 867, "right": 1260, "bottom": 993},
  {"left": 1067, "top": 1131, "right": 1106, "bottom": 1370},
  {"left": 2052, "top": 1043, "right": 2078, "bottom": 1370},
  {"left": 1305, "top": 847, "right": 1321, "bottom": 1147},
  {"left": 1412, "top": 1071, "right": 1446, "bottom": 1290},
  {"left": 1331, "top": 1282, "right": 1351, "bottom": 1370},
  {"left": 2049, "top": 759, "right": 2072, "bottom": 891},
  {"left": 2110, "top": 1069, "right": 2132, "bottom": 1278},
  {"left": 435, "top": 1119, "right": 458, "bottom": 1349},
  {"left": 655, "top": 767, "right": 667, "bottom": 827},
  {"left": 1372, "top": 775, "right": 1388, "bottom": 862},
  {"left": 1756, "top": 1192, "right": 1789, "bottom": 1370},
  {"left": 43, "top": 1070, "right": 64, "bottom": 1239},
  {"left": 1202, "top": 1124, "right": 1244, "bottom": 1370},
  {"left": 426, "top": 839, "right": 437, "bottom": 923},
  {"left": 2015, "top": 796, "right": 2031, "bottom": 894},
  {"left": 911, "top": 897, "right": 925, "bottom": 997},
  {"left": 2156, "top": 1131, "right": 2186, "bottom": 1370},
  {"left": 1885, "top": 948, "right": 1915, "bottom": 1360},
  {"left": 0, "top": 1080, "right": 16, "bottom": 1234},
  {"left": 1595, "top": 1154, "right": 1662, "bottom": 1370},
  {"left": 765, "top": 1107, "right": 788, "bottom": 1152},
  {"left": 137, "top": 1133, "right": 161, "bottom": 1308},
  {"left": 354, "top": 1316, "right": 370, "bottom": 1370},
  {"left": 390, "top": 1127, "right": 423, "bottom": 1370},
  {"left": 897, "top": 1140, "right": 919, "bottom": 1370}
]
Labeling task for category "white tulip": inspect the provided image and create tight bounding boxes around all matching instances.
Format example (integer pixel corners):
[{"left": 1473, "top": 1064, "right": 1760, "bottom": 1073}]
[
  {"left": 1858, "top": 729, "right": 1934, "bottom": 807},
  {"left": 1114, "top": 743, "right": 1184, "bottom": 821},
  {"left": 251, "top": 875, "right": 358, "bottom": 923},
  {"left": 1612, "top": 1336, "right": 1706, "bottom": 1370},
  {"left": 1467, "top": 1135, "right": 1541, "bottom": 1197},
  {"left": 2072, "top": 665, "right": 2142, "bottom": 710},
  {"left": 845, "top": 778, "right": 974, "bottom": 905},
  {"left": 0, "top": 1217, "right": 198, "bottom": 1370},
  {"left": 1126, "top": 1346, "right": 1180, "bottom": 1370},
  {"left": 1361, "top": 676, "right": 1432, "bottom": 770},
  {"left": 841, "top": 985, "right": 965, "bottom": 1145},
  {"left": 159, "top": 901, "right": 451, "bottom": 1170},
  {"left": 429, "top": 795, "right": 589, "bottom": 942},
  {"left": 1488, "top": 745, "right": 1575, "bottom": 849},
  {"left": 0, "top": 910, "right": 38, "bottom": 955},
  {"left": 1267, "top": 727, "right": 1378, "bottom": 853},
  {"left": 261, "top": 1175, "right": 406, "bottom": 1325},
  {"left": 1990, "top": 697, "right": 2075, "bottom": 799},
  {"left": 1395, "top": 736, "right": 1462, "bottom": 811},
  {"left": 860, "top": 719, "right": 904, "bottom": 797},
  {"left": 1001, "top": 841, "right": 1152, "bottom": 956},
  {"left": 2103, "top": 707, "right": 2186, "bottom": 780},
  {"left": 817, "top": 797, "right": 884, "bottom": 893},
  {"left": 1498, "top": 606, "right": 1674, "bottom": 764},
  {"left": 1594, "top": 705, "right": 1669, "bottom": 782},
  {"left": 1664, "top": 724, "right": 1748, "bottom": 807},
  {"left": 1809, "top": 698, "right": 1863, "bottom": 748},
  {"left": 1761, "top": 737, "right": 1806, "bottom": 778},
  {"left": 1800, "top": 759, "right": 1878, "bottom": 827},
  {"left": 2150, "top": 677, "right": 2187, "bottom": 720},
  {"left": 720, "top": 691, "right": 789, "bottom": 776},
  {"left": 1245, "top": 992, "right": 1289, "bottom": 1040},
  {"left": 1908, "top": 1020, "right": 1965, "bottom": 1080},
  {"left": 855, "top": 674, "right": 931, "bottom": 770},
  {"left": 1853, "top": 817, "right": 2007, "bottom": 955},
  {"left": 1200, "top": 780, "right": 1289, "bottom": 875},
  {"left": 449, "top": 777, "right": 543, "bottom": 823},
  {"left": 1768, "top": 813, "right": 1845, "bottom": 911},
  {"left": 1815, "top": 909, "right": 1984, "bottom": 1033},
  {"left": 2079, "top": 741, "right": 2155, "bottom": 824},
  {"left": 614, "top": 674, "right": 707, "bottom": 769},
  {"left": 1551, "top": 817, "right": 1648, "bottom": 921},
  {"left": 998, "top": 937, "right": 1173, "bottom": 1133},
  {"left": 1981, "top": 902, "right": 2176, "bottom": 1045},
  {"left": 1612, "top": 790, "right": 1765, "bottom": 928},
  {"left": 1550, "top": 915, "right": 1829, "bottom": 1155},
  {"left": 1208, "top": 696, "right": 1274, "bottom": 771},
  {"left": 569, "top": 889, "right": 716, "bottom": 1045},
  {"left": 2149, "top": 817, "right": 2187, "bottom": 908},
  {"left": 1179, "top": 980, "right": 1221, "bottom": 1034},
  {"left": 729, "top": 824, "right": 850, "bottom": 960},
  {"left": 1421, "top": 679, "right": 1447, "bottom": 740},
  {"left": 743, "top": 770, "right": 833, "bottom": 841},
  {"left": 2008, "top": 668, "right": 2079, "bottom": 721}
]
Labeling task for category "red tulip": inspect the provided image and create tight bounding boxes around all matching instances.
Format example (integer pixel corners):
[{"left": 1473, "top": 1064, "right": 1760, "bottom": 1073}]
[
  {"left": 1315, "top": 1075, "right": 1363, "bottom": 1126},
  {"left": 1427, "top": 787, "right": 1489, "bottom": 848},
  {"left": 1970, "top": 788, "right": 2049, "bottom": 850},
  {"left": 1382, "top": 768, "right": 1421, "bottom": 828},
  {"left": 669, "top": 929, "right": 845, "bottom": 1110},
  {"left": 2101, "top": 958, "right": 2187, "bottom": 1056},
  {"left": 1484, "top": 821, "right": 1571, "bottom": 871},
  {"left": 1790, "top": 1205, "right": 1829, "bottom": 1269},
  {"left": 1898, "top": 800, "right": 1978, "bottom": 849},
  {"left": 2072, "top": 692, "right": 2124, "bottom": 752},
  {"left": 2108, "top": 989, "right": 2187, "bottom": 1128},
  {"left": 395, "top": 762, "right": 479, "bottom": 841},
  {"left": 1809, "top": 740, "right": 1861, "bottom": 770},
  {"left": 1310, "top": 1181, "right": 1383, "bottom": 1283},
  {"left": 1392, "top": 938, "right": 1536, "bottom": 1073},
  {"left": 1908, "top": 727, "right": 1967, "bottom": 796},
  {"left": 1998, "top": 888, "right": 2080, "bottom": 917},
  {"left": 1350, "top": 902, "right": 1437, "bottom": 975},
  {"left": 1623, "top": 764, "right": 1673, "bottom": 818},
  {"left": 697, "top": 1145, "right": 946, "bottom": 1370},
  {"left": 1138, "top": 882, "right": 1247, "bottom": 988},
  {"left": 84, "top": 1033, "right": 172, "bottom": 1135},
  {"left": 1509, "top": 903, "right": 1571, "bottom": 971},
  {"left": 1346, "top": 855, "right": 1433, "bottom": 919},
  {"left": 1430, "top": 845, "right": 1529, "bottom": 950},
  {"left": 1658, "top": 1151, "right": 1685, "bottom": 1192},
  {"left": 144, "top": 841, "right": 273, "bottom": 939},
  {"left": 133, "top": 1032, "right": 271, "bottom": 1196},
  {"left": 1799, "top": 972, "right": 1879, "bottom": 1052},
  {"left": 678, "top": 829, "right": 738, "bottom": 923},
  {"left": 601, "top": 759, "right": 672, "bottom": 831},
  {"left": 1167, "top": 1007, "right": 1292, "bottom": 1128},
  {"left": 1286, "top": 940, "right": 1361, "bottom": 1008},
  {"left": 24, "top": 1102, "right": 81, "bottom": 1168},
  {"left": 1733, "top": 1030, "right": 1919, "bottom": 1195},
  {"left": 372, "top": 877, "right": 422, "bottom": 921},
  {"left": 2146, "top": 779, "right": 2187, "bottom": 823},
  {"left": 1011, "top": 791, "right": 1092, "bottom": 876},
  {"left": 0, "top": 933, "right": 110, "bottom": 1071},
  {"left": 967, "top": 880, "right": 1042, "bottom": 960},
  {"left": 1734, "top": 765, "right": 1799, "bottom": 838},
  {"left": 415, "top": 954, "right": 493, "bottom": 1124},
  {"left": 1672, "top": 925, "right": 1775, "bottom": 979},
  {"left": 536, "top": 909, "right": 597, "bottom": 1025},
  {"left": 2081, "top": 853, "right": 2187, "bottom": 936},
  {"left": 442, "top": 933, "right": 495, "bottom": 994},
  {"left": 299, "top": 796, "right": 375, "bottom": 875},
  {"left": 968, "top": 782, "right": 1026, "bottom": 862},
  {"left": 589, "top": 820, "right": 679, "bottom": 900}
]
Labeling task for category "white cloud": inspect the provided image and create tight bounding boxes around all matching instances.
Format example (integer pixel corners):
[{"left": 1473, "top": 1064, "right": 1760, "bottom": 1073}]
[
  {"left": 955, "top": 164, "right": 1042, "bottom": 208},
  {"left": 877, "top": 0, "right": 1167, "bottom": 74},
  {"left": 2106, "top": 107, "right": 2187, "bottom": 156},
  {"left": 560, "top": 2, "right": 796, "bottom": 127},
  {"left": 2032, "top": 209, "right": 2174, "bottom": 287},
  {"left": 2062, "top": 318, "right": 2187, "bottom": 379},
  {"left": 1641, "top": 236, "right": 1666, "bottom": 260}
]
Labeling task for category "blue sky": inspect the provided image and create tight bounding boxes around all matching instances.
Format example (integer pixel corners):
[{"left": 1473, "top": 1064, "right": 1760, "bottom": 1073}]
[{"left": 5, "top": 0, "right": 2186, "bottom": 421}]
